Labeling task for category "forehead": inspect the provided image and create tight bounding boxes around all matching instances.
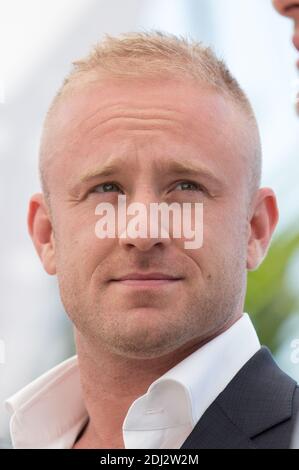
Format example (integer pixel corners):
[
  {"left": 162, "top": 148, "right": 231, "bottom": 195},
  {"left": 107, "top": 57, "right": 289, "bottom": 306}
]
[
  {"left": 44, "top": 77, "right": 251, "bottom": 190},
  {"left": 55, "top": 77, "right": 236, "bottom": 137}
]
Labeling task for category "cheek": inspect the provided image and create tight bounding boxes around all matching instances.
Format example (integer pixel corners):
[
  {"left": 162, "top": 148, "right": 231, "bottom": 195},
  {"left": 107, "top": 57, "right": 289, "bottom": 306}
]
[
  {"left": 53, "top": 206, "right": 115, "bottom": 279},
  {"left": 193, "top": 203, "right": 247, "bottom": 264}
]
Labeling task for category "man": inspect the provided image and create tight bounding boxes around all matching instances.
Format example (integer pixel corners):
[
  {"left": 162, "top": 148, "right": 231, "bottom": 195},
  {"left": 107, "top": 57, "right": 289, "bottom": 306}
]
[
  {"left": 272, "top": 0, "right": 299, "bottom": 113},
  {"left": 5, "top": 31, "right": 299, "bottom": 449}
]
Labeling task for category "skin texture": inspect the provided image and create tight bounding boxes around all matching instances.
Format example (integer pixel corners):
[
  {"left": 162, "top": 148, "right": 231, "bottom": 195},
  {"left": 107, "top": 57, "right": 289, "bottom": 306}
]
[{"left": 28, "top": 77, "right": 279, "bottom": 448}]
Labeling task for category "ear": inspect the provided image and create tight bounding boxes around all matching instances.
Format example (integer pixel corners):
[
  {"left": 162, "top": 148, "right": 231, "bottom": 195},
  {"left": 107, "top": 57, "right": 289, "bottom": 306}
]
[
  {"left": 247, "top": 188, "right": 279, "bottom": 271},
  {"left": 27, "top": 193, "right": 56, "bottom": 275}
]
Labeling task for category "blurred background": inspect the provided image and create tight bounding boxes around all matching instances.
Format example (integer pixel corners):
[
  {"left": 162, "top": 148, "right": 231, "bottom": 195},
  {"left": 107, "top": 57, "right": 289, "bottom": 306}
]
[{"left": 1, "top": 0, "right": 299, "bottom": 448}]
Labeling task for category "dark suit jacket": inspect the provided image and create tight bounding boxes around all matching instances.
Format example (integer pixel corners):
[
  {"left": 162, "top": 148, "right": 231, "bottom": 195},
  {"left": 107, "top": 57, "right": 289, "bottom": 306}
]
[{"left": 180, "top": 347, "right": 299, "bottom": 449}]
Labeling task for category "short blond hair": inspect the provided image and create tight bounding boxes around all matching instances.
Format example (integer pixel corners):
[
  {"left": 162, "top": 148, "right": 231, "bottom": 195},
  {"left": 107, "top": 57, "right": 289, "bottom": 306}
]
[{"left": 40, "top": 30, "right": 261, "bottom": 202}]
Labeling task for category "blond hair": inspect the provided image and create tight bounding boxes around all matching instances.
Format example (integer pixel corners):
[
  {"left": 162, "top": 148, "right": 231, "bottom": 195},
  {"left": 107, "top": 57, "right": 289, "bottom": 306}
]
[{"left": 40, "top": 30, "right": 261, "bottom": 202}]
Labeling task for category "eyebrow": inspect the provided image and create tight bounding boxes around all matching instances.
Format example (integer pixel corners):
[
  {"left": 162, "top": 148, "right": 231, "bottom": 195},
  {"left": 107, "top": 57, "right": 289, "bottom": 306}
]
[
  {"left": 156, "top": 160, "right": 223, "bottom": 188},
  {"left": 72, "top": 157, "right": 224, "bottom": 193},
  {"left": 79, "top": 163, "right": 126, "bottom": 183}
]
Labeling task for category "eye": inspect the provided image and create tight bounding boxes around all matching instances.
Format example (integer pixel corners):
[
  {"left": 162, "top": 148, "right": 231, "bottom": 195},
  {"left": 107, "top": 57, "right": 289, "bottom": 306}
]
[
  {"left": 174, "top": 181, "right": 204, "bottom": 192},
  {"left": 91, "top": 182, "right": 123, "bottom": 194}
]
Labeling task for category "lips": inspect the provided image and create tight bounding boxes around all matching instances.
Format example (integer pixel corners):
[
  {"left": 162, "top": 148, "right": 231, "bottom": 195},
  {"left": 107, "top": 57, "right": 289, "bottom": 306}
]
[
  {"left": 110, "top": 272, "right": 184, "bottom": 288},
  {"left": 113, "top": 272, "right": 183, "bottom": 281}
]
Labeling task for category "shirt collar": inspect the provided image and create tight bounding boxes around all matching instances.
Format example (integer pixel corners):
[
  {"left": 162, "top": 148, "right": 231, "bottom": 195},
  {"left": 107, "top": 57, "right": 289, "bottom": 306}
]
[
  {"left": 5, "top": 313, "right": 260, "bottom": 448},
  {"left": 5, "top": 355, "right": 87, "bottom": 449}
]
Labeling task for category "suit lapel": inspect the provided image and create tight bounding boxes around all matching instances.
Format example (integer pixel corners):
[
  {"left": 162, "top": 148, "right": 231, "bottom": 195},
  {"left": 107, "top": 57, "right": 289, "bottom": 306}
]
[
  {"left": 180, "top": 347, "right": 297, "bottom": 449},
  {"left": 180, "top": 400, "right": 257, "bottom": 449}
]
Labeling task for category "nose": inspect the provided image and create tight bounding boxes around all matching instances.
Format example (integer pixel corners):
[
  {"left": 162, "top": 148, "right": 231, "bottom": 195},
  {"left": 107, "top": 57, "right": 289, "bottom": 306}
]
[
  {"left": 272, "top": 0, "right": 299, "bottom": 18},
  {"left": 119, "top": 227, "right": 171, "bottom": 252},
  {"left": 118, "top": 192, "right": 172, "bottom": 252}
]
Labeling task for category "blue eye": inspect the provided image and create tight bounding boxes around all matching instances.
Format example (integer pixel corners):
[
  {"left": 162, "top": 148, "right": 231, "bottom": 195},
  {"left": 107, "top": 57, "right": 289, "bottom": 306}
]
[
  {"left": 92, "top": 182, "right": 122, "bottom": 193},
  {"left": 175, "top": 181, "right": 202, "bottom": 191}
]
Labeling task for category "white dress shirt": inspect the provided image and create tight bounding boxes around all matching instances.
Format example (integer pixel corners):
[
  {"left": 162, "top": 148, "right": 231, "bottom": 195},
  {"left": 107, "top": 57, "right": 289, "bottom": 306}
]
[{"left": 5, "top": 313, "right": 260, "bottom": 449}]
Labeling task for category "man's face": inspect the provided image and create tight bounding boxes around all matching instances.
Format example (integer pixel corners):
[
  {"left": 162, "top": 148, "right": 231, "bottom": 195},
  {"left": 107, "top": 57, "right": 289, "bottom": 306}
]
[{"left": 37, "top": 78, "right": 255, "bottom": 359}]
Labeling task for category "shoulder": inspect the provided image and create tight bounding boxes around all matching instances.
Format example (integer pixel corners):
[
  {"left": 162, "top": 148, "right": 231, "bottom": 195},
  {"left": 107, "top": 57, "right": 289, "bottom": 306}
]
[
  {"left": 219, "top": 347, "right": 299, "bottom": 449},
  {"left": 181, "top": 347, "right": 298, "bottom": 449}
]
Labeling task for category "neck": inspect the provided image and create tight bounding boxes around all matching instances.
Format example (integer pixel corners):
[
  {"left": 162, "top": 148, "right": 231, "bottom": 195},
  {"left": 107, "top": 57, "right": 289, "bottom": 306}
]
[{"left": 73, "top": 313, "right": 242, "bottom": 448}]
